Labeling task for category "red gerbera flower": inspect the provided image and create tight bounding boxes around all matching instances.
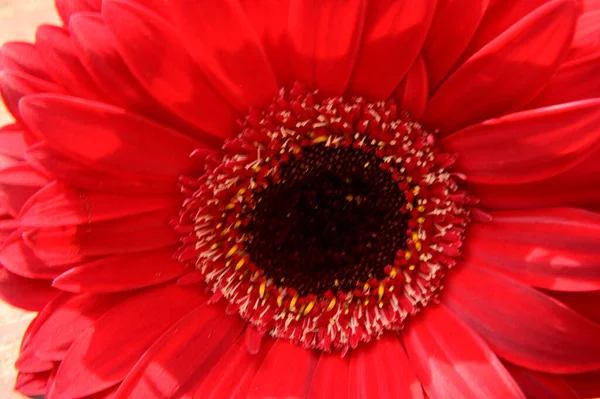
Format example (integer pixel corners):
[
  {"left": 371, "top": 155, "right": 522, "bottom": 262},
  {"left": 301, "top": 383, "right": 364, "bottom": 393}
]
[{"left": 1, "top": 0, "right": 600, "bottom": 398}]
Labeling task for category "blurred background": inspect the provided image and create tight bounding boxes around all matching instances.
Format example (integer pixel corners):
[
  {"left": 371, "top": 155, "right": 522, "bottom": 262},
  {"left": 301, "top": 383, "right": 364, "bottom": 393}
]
[{"left": 0, "top": 2, "right": 60, "bottom": 397}]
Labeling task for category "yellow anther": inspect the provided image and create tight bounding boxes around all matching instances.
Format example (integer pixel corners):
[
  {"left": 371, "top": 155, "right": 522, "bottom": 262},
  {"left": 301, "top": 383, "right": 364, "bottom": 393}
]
[
  {"left": 247, "top": 286, "right": 253, "bottom": 294},
  {"left": 226, "top": 245, "right": 238, "bottom": 258},
  {"left": 237, "top": 188, "right": 247, "bottom": 195},
  {"left": 378, "top": 284, "right": 384, "bottom": 301},
  {"left": 312, "top": 136, "right": 328, "bottom": 144},
  {"left": 225, "top": 203, "right": 236, "bottom": 210},
  {"left": 364, "top": 298, "right": 370, "bottom": 306},
  {"left": 225, "top": 260, "right": 232, "bottom": 267},
  {"left": 417, "top": 205, "right": 426, "bottom": 212},
  {"left": 234, "top": 220, "right": 242, "bottom": 229},
  {"left": 345, "top": 195, "right": 354, "bottom": 201},
  {"left": 406, "top": 176, "right": 413, "bottom": 183},
  {"left": 364, "top": 161, "right": 370, "bottom": 168},
  {"left": 409, "top": 265, "right": 416, "bottom": 271},
  {"left": 363, "top": 283, "right": 370, "bottom": 291},
  {"left": 412, "top": 232, "right": 419, "bottom": 242},
  {"left": 277, "top": 296, "right": 283, "bottom": 307},
  {"left": 304, "top": 301, "right": 315, "bottom": 315},
  {"left": 216, "top": 223, "right": 223, "bottom": 229},
  {"left": 211, "top": 243, "right": 218, "bottom": 250},
  {"left": 290, "top": 295, "right": 298, "bottom": 310},
  {"left": 413, "top": 186, "right": 420, "bottom": 195},
  {"left": 253, "top": 165, "right": 261, "bottom": 172},
  {"left": 334, "top": 279, "right": 339, "bottom": 287},
  {"left": 417, "top": 217, "right": 425, "bottom": 224},
  {"left": 405, "top": 250, "right": 412, "bottom": 260},
  {"left": 327, "top": 297, "right": 337, "bottom": 311},
  {"left": 389, "top": 268, "right": 397, "bottom": 278},
  {"left": 259, "top": 282, "right": 266, "bottom": 299},
  {"left": 235, "top": 257, "right": 246, "bottom": 270},
  {"left": 415, "top": 241, "right": 422, "bottom": 251}
]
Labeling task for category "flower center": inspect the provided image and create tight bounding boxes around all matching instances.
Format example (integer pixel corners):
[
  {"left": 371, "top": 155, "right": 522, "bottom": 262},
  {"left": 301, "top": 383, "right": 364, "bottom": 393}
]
[
  {"left": 177, "top": 83, "right": 471, "bottom": 351},
  {"left": 243, "top": 144, "right": 408, "bottom": 296}
]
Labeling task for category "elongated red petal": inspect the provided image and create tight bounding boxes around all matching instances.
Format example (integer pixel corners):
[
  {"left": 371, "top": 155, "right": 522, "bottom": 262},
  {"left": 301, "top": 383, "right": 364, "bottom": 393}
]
[
  {"left": 55, "top": 0, "right": 98, "bottom": 25},
  {"left": 445, "top": 264, "right": 600, "bottom": 373},
  {"left": 50, "top": 284, "right": 208, "bottom": 398},
  {"left": 441, "top": 99, "right": 600, "bottom": 184},
  {"left": 549, "top": 290, "right": 600, "bottom": 324},
  {"left": 465, "top": 208, "right": 600, "bottom": 291},
  {"left": 0, "top": 164, "right": 49, "bottom": 216},
  {"left": 0, "top": 267, "right": 58, "bottom": 311},
  {"left": 101, "top": 0, "right": 237, "bottom": 141},
  {"left": 20, "top": 94, "right": 204, "bottom": 182},
  {"left": 35, "top": 24, "right": 107, "bottom": 102},
  {"left": 393, "top": 55, "right": 429, "bottom": 120},
  {"left": 25, "top": 142, "right": 175, "bottom": 195},
  {"left": 24, "top": 207, "right": 178, "bottom": 257},
  {"left": 505, "top": 364, "right": 579, "bottom": 399},
  {"left": 166, "top": 0, "right": 278, "bottom": 111},
  {"left": 307, "top": 353, "right": 350, "bottom": 399},
  {"left": 349, "top": 334, "right": 423, "bottom": 399},
  {"left": 22, "top": 292, "right": 126, "bottom": 361},
  {"left": 0, "top": 123, "right": 28, "bottom": 159},
  {"left": 0, "top": 232, "right": 69, "bottom": 279},
  {"left": 422, "top": 0, "right": 489, "bottom": 89},
  {"left": 0, "top": 70, "right": 64, "bottom": 121},
  {"left": 20, "top": 182, "right": 179, "bottom": 227},
  {"left": 424, "top": 0, "right": 579, "bottom": 132},
  {"left": 114, "top": 304, "right": 244, "bottom": 399},
  {"left": 0, "top": 42, "right": 54, "bottom": 82},
  {"left": 349, "top": 0, "right": 435, "bottom": 99},
  {"left": 248, "top": 340, "right": 318, "bottom": 397},
  {"left": 53, "top": 247, "right": 190, "bottom": 293},
  {"left": 288, "top": 0, "right": 365, "bottom": 95},
  {"left": 15, "top": 370, "right": 52, "bottom": 396},
  {"left": 193, "top": 338, "right": 274, "bottom": 399},
  {"left": 565, "top": 370, "right": 600, "bottom": 398},
  {"left": 403, "top": 304, "right": 525, "bottom": 399}
]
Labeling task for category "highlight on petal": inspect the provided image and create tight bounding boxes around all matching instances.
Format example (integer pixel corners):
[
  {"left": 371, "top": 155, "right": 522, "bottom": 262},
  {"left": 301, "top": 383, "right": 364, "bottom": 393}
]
[{"left": 0, "top": 42, "right": 54, "bottom": 82}]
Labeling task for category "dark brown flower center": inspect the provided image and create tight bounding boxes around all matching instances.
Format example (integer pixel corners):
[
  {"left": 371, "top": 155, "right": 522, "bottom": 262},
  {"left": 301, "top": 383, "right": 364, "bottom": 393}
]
[{"left": 243, "top": 145, "right": 408, "bottom": 296}]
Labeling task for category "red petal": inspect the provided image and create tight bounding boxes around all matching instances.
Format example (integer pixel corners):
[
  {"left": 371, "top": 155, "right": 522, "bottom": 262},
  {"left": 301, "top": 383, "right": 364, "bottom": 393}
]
[
  {"left": 0, "top": 232, "right": 70, "bottom": 279},
  {"left": 0, "top": 123, "right": 28, "bottom": 159},
  {"left": 0, "top": 218, "right": 19, "bottom": 243},
  {"left": 465, "top": 208, "right": 600, "bottom": 291},
  {"left": 249, "top": 340, "right": 318, "bottom": 397},
  {"left": 20, "top": 94, "right": 204, "bottom": 182},
  {"left": 422, "top": 0, "right": 488, "bottom": 89},
  {"left": 53, "top": 247, "right": 190, "bottom": 293},
  {"left": 22, "top": 292, "right": 126, "bottom": 361},
  {"left": 460, "top": 0, "right": 554, "bottom": 60},
  {"left": 547, "top": 290, "right": 600, "bottom": 324},
  {"left": 20, "top": 181, "right": 179, "bottom": 227},
  {"left": 0, "top": 42, "right": 54, "bottom": 82},
  {"left": 114, "top": 304, "right": 244, "bottom": 399},
  {"left": 15, "top": 370, "right": 53, "bottom": 396},
  {"left": 24, "top": 207, "right": 178, "bottom": 257},
  {"left": 239, "top": 0, "right": 293, "bottom": 86},
  {"left": 403, "top": 304, "right": 525, "bottom": 399},
  {"left": 102, "top": 0, "right": 237, "bottom": 140},
  {"left": 505, "top": 363, "right": 579, "bottom": 399},
  {"left": 0, "top": 164, "right": 49, "bottom": 216},
  {"left": 349, "top": 334, "right": 423, "bottom": 399},
  {"left": 166, "top": 0, "right": 278, "bottom": 111},
  {"left": 0, "top": 267, "right": 58, "bottom": 311},
  {"left": 307, "top": 353, "right": 350, "bottom": 399},
  {"left": 565, "top": 370, "right": 600, "bottom": 398},
  {"left": 35, "top": 24, "right": 107, "bottom": 102},
  {"left": 50, "top": 284, "right": 208, "bottom": 398},
  {"left": 349, "top": 0, "right": 435, "bottom": 99},
  {"left": 441, "top": 99, "right": 600, "bottom": 184},
  {"left": 288, "top": 0, "right": 366, "bottom": 95},
  {"left": 424, "top": 0, "right": 579, "bottom": 132},
  {"left": 393, "top": 55, "right": 429, "bottom": 120},
  {"left": 0, "top": 70, "right": 64, "bottom": 121},
  {"left": 55, "top": 0, "right": 98, "bottom": 24},
  {"left": 193, "top": 338, "right": 274, "bottom": 399},
  {"left": 445, "top": 263, "right": 600, "bottom": 373}
]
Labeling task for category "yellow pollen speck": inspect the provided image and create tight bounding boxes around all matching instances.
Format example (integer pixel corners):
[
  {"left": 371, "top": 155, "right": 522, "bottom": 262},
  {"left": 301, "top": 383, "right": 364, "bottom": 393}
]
[
  {"left": 415, "top": 241, "right": 422, "bottom": 251},
  {"left": 364, "top": 298, "right": 370, "bottom": 306},
  {"left": 409, "top": 265, "right": 416, "bottom": 271},
  {"left": 234, "top": 220, "right": 242, "bottom": 229},
  {"left": 254, "top": 166, "right": 261, "bottom": 172},
  {"left": 259, "top": 282, "right": 266, "bottom": 298},
  {"left": 216, "top": 223, "right": 223, "bottom": 229},
  {"left": 390, "top": 268, "right": 397, "bottom": 278},
  {"left": 237, "top": 188, "right": 247, "bottom": 195},
  {"left": 290, "top": 295, "right": 298, "bottom": 310},
  {"left": 225, "top": 260, "right": 232, "bottom": 267},
  {"left": 211, "top": 243, "right": 218, "bottom": 250},
  {"left": 226, "top": 245, "right": 238, "bottom": 258},
  {"left": 389, "top": 286, "right": 395, "bottom": 292},
  {"left": 304, "top": 301, "right": 315, "bottom": 315},
  {"left": 405, "top": 250, "right": 411, "bottom": 260},
  {"left": 345, "top": 195, "right": 354, "bottom": 201},
  {"left": 312, "top": 136, "right": 329, "bottom": 144},
  {"left": 417, "top": 217, "right": 425, "bottom": 224},
  {"left": 334, "top": 279, "right": 339, "bottom": 287},
  {"left": 418, "top": 205, "right": 426, "bottom": 212},
  {"left": 363, "top": 283, "right": 370, "bottom": 291},
  {"left": 378, "top": 284, "right": 384, "bottom": 301},
  {"left": 247, "top": 286, "right": 253, "bottom": 294},
  {"left": 406, "top": 176, "right": 413, "bottom": 183},
  {"left": 413, "top": 186, "right": 420, "bottom": 195},
  {"left": 235, "top": 258, "right": 246, "bottom": 270},
  {"left": 327, "top": 298, "right": 337, "bottom": 311},
  {"left": 412, "top": 232, "right": 419, "bottom": 242},
  {"left": 364, "top": 162, "right": 370, "bottom": 168},
  {"left": 277, "top": 296, "right": 283, "bottom": 307},
  {"left": 221, "top": 228, "right": 230, "bottom": 235},
  {"left": 378, "top": 302, "right": 384, "bottom": 308},
  {"left": 225, "top": 203, "right": 236, "bottom": 210}
]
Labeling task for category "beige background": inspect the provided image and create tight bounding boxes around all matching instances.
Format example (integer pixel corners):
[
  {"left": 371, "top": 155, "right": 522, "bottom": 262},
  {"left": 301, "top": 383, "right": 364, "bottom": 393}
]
[{"left": 0, "top": 1, "right": 60, "bottom": 397}]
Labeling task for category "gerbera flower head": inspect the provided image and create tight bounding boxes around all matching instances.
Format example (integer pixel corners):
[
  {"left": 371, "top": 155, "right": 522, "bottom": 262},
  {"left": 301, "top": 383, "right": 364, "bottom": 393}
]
[{"left": 1, "top": 0, "right": 600, "bottom": 398}]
